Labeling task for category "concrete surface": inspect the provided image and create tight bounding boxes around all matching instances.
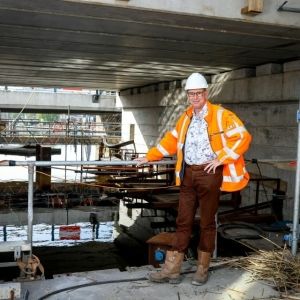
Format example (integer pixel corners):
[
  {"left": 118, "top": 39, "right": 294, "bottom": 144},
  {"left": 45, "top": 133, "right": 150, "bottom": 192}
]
[{"left": 21, "top": 261, "right": 280, "bottom": 300}]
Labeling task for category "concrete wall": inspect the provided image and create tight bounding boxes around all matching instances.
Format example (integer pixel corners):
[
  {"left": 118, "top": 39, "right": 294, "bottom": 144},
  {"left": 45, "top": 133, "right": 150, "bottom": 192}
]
[
  {"left": 119, "top": 60, "right": 300, "bottom": 220},
  {"left": 0, "top": 207, "right": 117, "bottom": 226}
]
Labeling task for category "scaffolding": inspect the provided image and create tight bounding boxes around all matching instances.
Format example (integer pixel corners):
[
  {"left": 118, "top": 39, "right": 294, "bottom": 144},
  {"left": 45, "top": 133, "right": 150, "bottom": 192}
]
[{"left": 0, "top": 119, "right": 122, "bottom": 145}]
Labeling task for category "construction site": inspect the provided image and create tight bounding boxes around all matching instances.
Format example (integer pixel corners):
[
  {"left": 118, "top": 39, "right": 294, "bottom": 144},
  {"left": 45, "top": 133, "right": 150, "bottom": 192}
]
[{"left": 0, "top": 0, "right": 300, "bottom": 299}]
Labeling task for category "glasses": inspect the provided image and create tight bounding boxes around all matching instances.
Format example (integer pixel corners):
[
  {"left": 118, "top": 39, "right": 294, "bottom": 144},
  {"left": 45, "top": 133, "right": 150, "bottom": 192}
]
[{"left": 187, "top": 90, "right": 206, "bottom": 98}]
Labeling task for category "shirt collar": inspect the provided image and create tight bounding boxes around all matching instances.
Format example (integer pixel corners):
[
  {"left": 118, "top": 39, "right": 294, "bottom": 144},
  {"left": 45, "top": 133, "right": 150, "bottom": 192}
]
[{"left": 193, "top": 103, "right": 208, "bottom": 119}]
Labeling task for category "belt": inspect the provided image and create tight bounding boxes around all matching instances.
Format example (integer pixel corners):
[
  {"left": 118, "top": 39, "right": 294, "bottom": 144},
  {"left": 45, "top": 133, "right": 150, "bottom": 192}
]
[
  {"left": 185, "top": 163, "right": 223, "bottom": 171},
  {"left": 185, "top": 163, "right": 209, "bottom": 170}
]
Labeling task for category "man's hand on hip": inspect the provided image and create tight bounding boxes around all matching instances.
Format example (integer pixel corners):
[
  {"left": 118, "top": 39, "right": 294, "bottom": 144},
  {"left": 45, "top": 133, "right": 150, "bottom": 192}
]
[{"left": 204, "top": 159, "right": 222, "bottom": 174}]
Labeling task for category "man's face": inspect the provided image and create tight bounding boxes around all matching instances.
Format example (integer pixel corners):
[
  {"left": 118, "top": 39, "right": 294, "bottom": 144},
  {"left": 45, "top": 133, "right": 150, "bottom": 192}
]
[{"left": 187, "top": 89, "right": 208, "bottom": 111}]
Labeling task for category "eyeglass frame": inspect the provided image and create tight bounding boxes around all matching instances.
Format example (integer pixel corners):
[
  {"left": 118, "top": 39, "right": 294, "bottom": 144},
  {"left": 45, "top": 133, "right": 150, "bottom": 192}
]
[{"left": 187, "top": 89, "right": 207, "bottom": 98}]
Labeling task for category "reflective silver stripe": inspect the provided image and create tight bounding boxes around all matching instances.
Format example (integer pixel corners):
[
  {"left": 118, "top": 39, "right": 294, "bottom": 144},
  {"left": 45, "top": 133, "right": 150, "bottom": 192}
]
[
  {"left": 157, "top": 144, "right": 170, "bottom": 156},
  {"left": 231, "top": 120, "right": 243, "bottom": 152},
  {"left": 175, "top": 171, "right": 180, "bottom": 177},
  {"left": 171, "top": 129, "right": 178, "bottom": 138},
  {"left": 177, "top": 142, "right": 184, "bottom": 150},
  {"left": 226, "top": 126, "right": 246, "bottom": 137},
  {"left": 229, "top": 163, "right": 237, "bottom": 178},
  {"left": 217, "top": 109, "right": 226, "bottom": 147},
  {"left": 225, "top": 147, "right": 240, "bottom": 160},
  {"left": 231, "top": 139, "right": 241, "bottom": 153},
  {"left": 223, "top": 174, "right": 245, "bottom": 183},
  {"left": 179, "top": 115, "right": 190, "bottom": 143},
  {"left": 223, "top": 163, "right": 245, "bottom": 182}
]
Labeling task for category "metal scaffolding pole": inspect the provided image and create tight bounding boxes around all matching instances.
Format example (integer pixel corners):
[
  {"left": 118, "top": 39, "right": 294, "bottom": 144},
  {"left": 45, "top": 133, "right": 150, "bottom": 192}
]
[
  {"left": 292, "top": 105, "right": 300, "bottom": 255},
  {"left": 27, "top": 163, "right": 34, "bottom": 256},
  {"left": 3, "top": 159, "right": 176, "bottom": 167}
]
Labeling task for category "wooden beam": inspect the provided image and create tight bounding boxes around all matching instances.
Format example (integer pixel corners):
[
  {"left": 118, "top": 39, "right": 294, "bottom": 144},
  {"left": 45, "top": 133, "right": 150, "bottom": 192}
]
[{"left": 241, "top": 0, "right": 263, "bottom": 15}]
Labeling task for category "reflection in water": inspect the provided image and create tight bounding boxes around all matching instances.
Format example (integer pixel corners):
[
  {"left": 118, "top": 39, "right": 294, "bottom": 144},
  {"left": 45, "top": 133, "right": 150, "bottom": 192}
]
[{"left": 0, "top": 222, "right": 114, "bottom": 246}]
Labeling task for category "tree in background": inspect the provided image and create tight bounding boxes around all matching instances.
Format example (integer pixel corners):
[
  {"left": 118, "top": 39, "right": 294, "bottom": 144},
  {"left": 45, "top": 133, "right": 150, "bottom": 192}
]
[{"left": 37, "top": 113, "right": 59, "bottom": 122}]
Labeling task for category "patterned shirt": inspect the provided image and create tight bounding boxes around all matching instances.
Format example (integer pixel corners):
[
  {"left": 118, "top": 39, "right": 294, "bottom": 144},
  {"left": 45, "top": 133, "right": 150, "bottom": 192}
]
[{"left": 184, "top": 104, "right": 217, "bottom": 165}]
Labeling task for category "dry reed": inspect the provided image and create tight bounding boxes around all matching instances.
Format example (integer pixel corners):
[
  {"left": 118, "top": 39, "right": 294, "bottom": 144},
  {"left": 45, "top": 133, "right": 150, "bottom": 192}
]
[{"left": 235, "top": 248, "right": 300, "bottom": 294}]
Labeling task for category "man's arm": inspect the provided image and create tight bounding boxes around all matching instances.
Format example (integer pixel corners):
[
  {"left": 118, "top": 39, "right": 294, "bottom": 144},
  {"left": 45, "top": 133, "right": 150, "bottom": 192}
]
[{"left": 216, "top": 110, "right": 252, "bottom": 165}]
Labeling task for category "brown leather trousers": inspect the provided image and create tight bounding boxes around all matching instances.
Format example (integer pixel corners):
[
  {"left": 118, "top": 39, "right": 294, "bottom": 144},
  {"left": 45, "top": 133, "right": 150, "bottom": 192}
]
[{"left": 172, "top": 164, "right": 223, "bottom": 254}]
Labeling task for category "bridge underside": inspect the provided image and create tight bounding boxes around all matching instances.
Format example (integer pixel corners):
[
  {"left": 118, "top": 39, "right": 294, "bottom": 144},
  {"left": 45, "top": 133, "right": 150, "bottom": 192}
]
[{"left": 0, "top": 0, "right": 299, "bottom": 90}]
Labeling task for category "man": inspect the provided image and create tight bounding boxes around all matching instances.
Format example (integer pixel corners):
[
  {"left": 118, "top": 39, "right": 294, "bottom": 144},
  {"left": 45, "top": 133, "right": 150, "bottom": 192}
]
[{"left": 136, "top": 72, "right": 251, "bottom": 285}]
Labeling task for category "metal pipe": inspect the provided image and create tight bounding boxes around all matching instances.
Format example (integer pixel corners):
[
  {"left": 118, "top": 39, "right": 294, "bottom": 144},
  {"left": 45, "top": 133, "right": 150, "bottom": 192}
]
[
  {"left": 278, "top": 1, "right": 300, "bottom": 13},
  {"left": 2, "top": 159, "right": 176, "bottom": 167},
  {"left": 292, "top": 106, "right": 300, "bottom": 255},
  {"left": 27, "top": 163, "right": 34, "bottom": 256}
]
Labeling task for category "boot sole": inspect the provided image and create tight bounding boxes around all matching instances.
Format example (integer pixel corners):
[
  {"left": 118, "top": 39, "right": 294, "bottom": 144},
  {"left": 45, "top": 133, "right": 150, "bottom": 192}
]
[
  {"left": 191, "top": 279, "right": 207, "bottom": 286},
  {"left": 149, "top": 276, "right": 182, "bottom": 284}
]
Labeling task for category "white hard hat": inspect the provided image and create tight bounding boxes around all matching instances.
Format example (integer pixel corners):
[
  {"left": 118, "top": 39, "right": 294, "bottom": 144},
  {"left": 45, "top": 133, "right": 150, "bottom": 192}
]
[{"left": 184, "top": 73, "right": 208, "bottom": 90}]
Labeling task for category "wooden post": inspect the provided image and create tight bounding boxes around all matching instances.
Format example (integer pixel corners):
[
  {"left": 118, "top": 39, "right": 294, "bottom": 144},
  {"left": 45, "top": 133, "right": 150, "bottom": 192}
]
[
  {"left": 36, "top": 145, "right": 52, "bottom": 191},
  {"left": 241, "top": 0, "right": 263, "bottom": 15}
]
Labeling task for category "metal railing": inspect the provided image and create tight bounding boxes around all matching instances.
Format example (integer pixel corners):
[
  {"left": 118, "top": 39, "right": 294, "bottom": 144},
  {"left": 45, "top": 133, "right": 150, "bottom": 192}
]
[{"left": 0, "top": 159, "right": 176, "bottom": 256}]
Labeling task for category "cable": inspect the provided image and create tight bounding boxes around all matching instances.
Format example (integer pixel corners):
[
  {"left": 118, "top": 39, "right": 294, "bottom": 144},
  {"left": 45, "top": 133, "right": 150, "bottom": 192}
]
[
  {"left": 37, "top": 258, "right": 239, "bottom": 300},
  {"left": 254, "top": 160, "right": 270, "bottom": 202},
  {"left": 10, "top": 91, "right": 34, "bottom": 129},
  {"left": 218, "top": 222, "right": 264, "bottom": 240},
  {"left": 37, "top": 276, "right": 148, "bottom": 300}
]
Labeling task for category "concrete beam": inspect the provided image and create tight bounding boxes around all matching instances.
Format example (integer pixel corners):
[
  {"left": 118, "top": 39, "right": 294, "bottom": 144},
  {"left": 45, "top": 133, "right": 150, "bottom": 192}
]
[
  {"left": 76, "top": 0, "right": 300, "bottom": 27},
  {"left": 256, "top": 63, "right": 283, "bottom": 76},
  {"left": 0, "top": 91, "right": 119, "bottom": 114}
]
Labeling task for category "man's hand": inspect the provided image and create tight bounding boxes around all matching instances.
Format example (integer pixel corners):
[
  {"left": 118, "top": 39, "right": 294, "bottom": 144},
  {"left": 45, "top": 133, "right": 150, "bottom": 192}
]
[
  {"left": 134, "top": 156, "right": 149, "bottom": 166},
  {"left": 204, "top": 158, "right": 222, "bottom": 174}
]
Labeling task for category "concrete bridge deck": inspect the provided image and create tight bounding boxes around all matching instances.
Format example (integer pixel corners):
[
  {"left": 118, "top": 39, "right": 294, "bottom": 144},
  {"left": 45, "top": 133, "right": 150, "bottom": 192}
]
[
  {"left": 0, "top": 0, "right": 299, "bottom": 89},
  {"left": 0, "top": 89, "right": 119, "bottom": 113}
]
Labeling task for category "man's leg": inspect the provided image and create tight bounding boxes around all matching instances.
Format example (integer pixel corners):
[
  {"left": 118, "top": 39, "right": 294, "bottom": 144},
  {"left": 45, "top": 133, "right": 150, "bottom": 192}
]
[
  {"left": 149, "top": 165, "right": 197, "bottom": 283},
  {"left": 172, "top": 165, "right": 198, "bottom": 252},
  {"left": 192, "top": 166, "right": 223, "bottom": 285}
]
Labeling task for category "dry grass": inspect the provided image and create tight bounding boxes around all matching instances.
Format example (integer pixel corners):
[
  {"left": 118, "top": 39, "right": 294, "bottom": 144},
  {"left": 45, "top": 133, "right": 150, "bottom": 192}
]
[{"left": 235, "top": 247, "right": 300, "bottom": 295}]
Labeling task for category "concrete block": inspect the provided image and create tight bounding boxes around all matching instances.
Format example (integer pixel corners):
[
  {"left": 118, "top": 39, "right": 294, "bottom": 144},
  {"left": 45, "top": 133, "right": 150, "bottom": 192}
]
[
  {"left": 210, "top": 80, "right": 235, "bottom": 103},
  {"left": 283, "top": 60, "right": 300, "bottom": 72},
  {"left": 230, "top": 68, "right": 256, "bottom": 80},
  {"left": 233, "top": 79, "right": 251, "bottom": 102},
  {"left": 283, "top": 71, "right": 300, "bottom": 100},
  {"left": 229, "top": 102, "right": 299, "bottom": 127},
  {"left": 256, "top": 63, "right": 282, "bottom": 76},
  {"left": 250, "top": 74, "right": 283, "bottom": 101},
  {"left": 119, "top": 89, "right": 131, "bottom": 96},
  {"left": 140, "top": 85, "right": 157, "bottom": 94},
  {"left": 212, "top": 68, "right": 255, "bottom": 83}
]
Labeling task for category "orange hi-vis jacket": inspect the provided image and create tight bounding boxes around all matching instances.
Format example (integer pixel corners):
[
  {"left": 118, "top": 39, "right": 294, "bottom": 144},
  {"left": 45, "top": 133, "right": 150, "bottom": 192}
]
[{"left": 146, "top": 101, "right": 252, "bottom": 192}]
